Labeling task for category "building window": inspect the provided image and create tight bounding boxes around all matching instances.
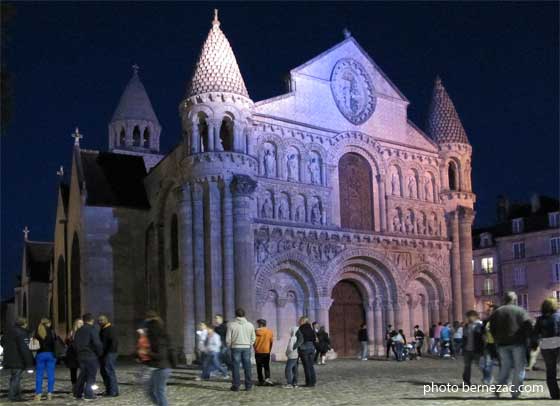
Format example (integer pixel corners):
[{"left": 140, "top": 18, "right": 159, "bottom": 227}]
[
  {"left": 170, "top": 214, "right": 179, "bottom": 271},
  {"left": 133, "top": 126, "right": 141, "bottom": 146},
  {"left": 448, "top": 161, "right": 458, "bottom": 191},
  {"left": 483, "top": 278, "right": 494, "bottom": 296},
  {"left": 551, "top": 237, "right": 560, "bottom": 255},
  {"left": 143, "top": 127, "right": 150, "bottom": 148},
  {"left": 513, "top": 267, "right": 527, "bottom": 286},
  {"left": 519, "top": 293, "right": 529, "bottom": 310},
  {"left": 481, "top": 257, "right": 494, "bottom": 273},
  {"left": 552, "top": 263, "right": 560, "bottom": 283},
  {"left": 512, "top": 218, "right": 524, "bottom": 234},
  {"left": 513, "top": 242, "right": 525, "bottom": 259},
  {"left": 119, "top": 128, "right": 126, "bottom": 146},
  {"left": 549, "top": 212, "right": 560, "bottom": 228},
  {"left": 481, "top": 235, "right": 491, "bottom": 247}
]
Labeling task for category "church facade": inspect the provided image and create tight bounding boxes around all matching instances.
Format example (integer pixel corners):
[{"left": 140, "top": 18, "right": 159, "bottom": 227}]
[{"left": 50, "top": 12, "right": 476, "bottom": 361}]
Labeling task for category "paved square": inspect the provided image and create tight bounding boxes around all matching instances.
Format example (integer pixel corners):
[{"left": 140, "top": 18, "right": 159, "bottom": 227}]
[{"left": 1, "top": 357, "right": 557, "bottom": 405}]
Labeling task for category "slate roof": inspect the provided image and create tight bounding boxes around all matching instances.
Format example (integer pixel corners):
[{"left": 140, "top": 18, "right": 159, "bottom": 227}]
[
  {"left": 187, "top": 12, "right": 249, "bottom": 98},
  {"left": 427, "top": 77, "right": 470, "bottom": 144},
  {"left": 25, "top": 241, "right": 53, "bottom": 283},
  {"left": 80, "top": 150, "right": 150, "bottom": 209},
  {"left": 112, "top": 70, "right": 160, "bottom": 124}
]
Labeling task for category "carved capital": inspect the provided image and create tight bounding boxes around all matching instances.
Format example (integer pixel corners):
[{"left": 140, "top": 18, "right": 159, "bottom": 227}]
[
  {"left": 230, "top": 174, "right": 257, "bottom": 196},
  {"left": 173, "top": 184, "right": 191, "bottom": 204}
]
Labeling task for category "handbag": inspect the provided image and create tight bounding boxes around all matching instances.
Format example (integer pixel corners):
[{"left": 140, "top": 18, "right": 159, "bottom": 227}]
[{"left": 28, "top": 337, "right": 40, "bottom": 351}]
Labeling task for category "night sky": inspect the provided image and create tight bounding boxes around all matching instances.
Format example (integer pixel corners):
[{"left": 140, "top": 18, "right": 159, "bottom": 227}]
[{"left": 1, "top": 2, "right": 558, "bottom": 299}]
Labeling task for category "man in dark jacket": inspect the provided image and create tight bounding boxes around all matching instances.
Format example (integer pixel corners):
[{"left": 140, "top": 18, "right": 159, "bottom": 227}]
[
  {"left": 98, "top": 314, "right": 119, "bottom": 397},
  {"left": 462, "top": 310, "right": 484, "bottom": 385},
  {"left": 74, "top": 313, "right": 103, "bottom": 400},
  {"left": 489, "top": 292, "right": 532, "bottom": 399},
  {"left": 1, "top": 317, "right": 34, "bottom": 402}
]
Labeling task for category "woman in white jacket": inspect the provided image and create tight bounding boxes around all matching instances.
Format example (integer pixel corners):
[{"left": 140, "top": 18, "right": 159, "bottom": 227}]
[{"left": 283, "top": 327, "right": 299, "bottom": 388}]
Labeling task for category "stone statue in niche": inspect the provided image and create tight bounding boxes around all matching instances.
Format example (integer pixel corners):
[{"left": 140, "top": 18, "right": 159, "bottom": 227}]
[
  {"left": 417, "top": 213, "right": 427, "bottom": 235},
  {"left": 424, "top": 177, "right": 433, "bottom": 201},
  {"left": 405, "top": 211, "right": 415, "bottom": 234},
  {"left": 256, "top": 240, "right": 269, "bottom": 263},
  {"left": 427, "top": 213, "right": 437, "bottom": 236},
  {"left": 278, "top": 197, "right": 289, "bottom": 220},
  {"left": 392, "top": 212, "right": 403, "bottom": 233},
  {"left": 261, "top": 195, "right": 273, "bottom": 218},
  {"left": 287, "top": 153, "right": 298, "bottom": 181},
  {"left": 391, "top": 172, "right": 400, "bottom": 195},
  {"left": 311, "top": 201, "right": 322, "bottom": 224},
  {"left": 408, "top": 176, "right": 417, "bottom": 199},
  {"left": 295, "top": 202, "right": 306, "bottom": 222},
  {"left": 264, "top": 148, "right": 276, "bottom": 177},
  {"left": 309, "top": 156, "right": 321, "bottom": 185}
]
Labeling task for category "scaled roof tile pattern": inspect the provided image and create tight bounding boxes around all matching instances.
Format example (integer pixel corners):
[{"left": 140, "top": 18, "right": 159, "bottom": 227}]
[
  {"left": 427, "top": 77, "right": 470, "bottom": 144},
  {"left": 112, "top": 71, "right": 160, "bottom": 124},
  {"left": 187, "top": 19, "right": 249, "bottom": 98}
]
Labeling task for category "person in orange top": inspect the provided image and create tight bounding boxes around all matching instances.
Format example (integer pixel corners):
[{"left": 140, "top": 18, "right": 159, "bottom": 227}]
[{"left": 254, "top": 319, "right": 274, "bottom": 386}]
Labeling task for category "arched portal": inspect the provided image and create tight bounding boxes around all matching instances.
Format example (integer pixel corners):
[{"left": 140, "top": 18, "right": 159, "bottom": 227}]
[
  {"left": 329, "top": 280, "right": 365, "bottom": 357},
  {"left": 70, "top": 233, "right": 81, "bottom": 321},
  {"left": 338, "top": 153, "right": 374, "bottom": 231}
]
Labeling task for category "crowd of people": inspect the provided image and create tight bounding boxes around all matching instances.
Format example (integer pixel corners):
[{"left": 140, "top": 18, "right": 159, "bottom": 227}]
[{"left": 1, "top": 292, "right": 559, "bottom": 402}]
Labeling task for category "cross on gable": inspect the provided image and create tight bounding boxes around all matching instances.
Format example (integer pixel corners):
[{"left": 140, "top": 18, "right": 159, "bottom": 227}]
[
  {"left": 132, "top": 63, "right": 140, "bottom": 75},
  {"left": 72, "top": 127, "right": 83, "bottom": 146},
  {"left": 23, "top": 226, "right": 29, "bottom": 240}
]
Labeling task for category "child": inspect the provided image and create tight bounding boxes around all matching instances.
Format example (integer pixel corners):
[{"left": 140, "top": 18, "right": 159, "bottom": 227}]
[{"left": 284, "top": 326, "right": 299, "bottom": 388}]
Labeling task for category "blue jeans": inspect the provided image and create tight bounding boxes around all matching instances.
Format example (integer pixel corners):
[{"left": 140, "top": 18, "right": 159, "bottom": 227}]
[
  {"left": 394, "top": 342, "right": 404, "bottom": 361},
  {"left": 298, "top": 342, "right": 316, "bottom": 386},
  {"left": 202, "top": 351, "right": 228, "bottom": 379},
  {"left": 360, "top": 341, "right": 368, "bottom": 359},
  {"left": 75, "top": 358, "right": 99, "bottom": 399},
  {"left": 147, "top": 368, "right": 171, "bottom": 406},
  {"left": 8, "top": 369, "right": 24, "bottom": 401},
  {"left": 285, "top": 358, "right": 298, "bottom": 385},
  {"left": 481, "top": 349, "right": 495, "bottom": 383},
  {"left": 497, "top": 344, "right": 526, "bottom": 398},
  {"left": 35, "top": 351, "right": 56, "bottom": 394},
  {"left": 100, "top": 352, "right": 119, "bottom": 396},
  {"left": 231, "top": 348, "right": 252, "bottom": 390}
]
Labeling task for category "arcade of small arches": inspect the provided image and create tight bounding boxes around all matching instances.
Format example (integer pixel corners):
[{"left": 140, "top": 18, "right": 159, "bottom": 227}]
[
  {"left": 255, "top": 254, "right": 449, "bottom": 360},
  {"left": 110, "top": 121, "right": 159, "bottom": 150}
]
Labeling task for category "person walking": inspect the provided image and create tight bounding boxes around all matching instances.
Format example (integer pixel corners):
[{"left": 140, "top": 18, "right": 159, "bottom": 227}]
[
  {"left": 213, "top": 314, "right": 230, "bottom": 369},
  {"left": 33, "top": 318, "right": 57, "bottom": 401},
  {"left": 489, "top": 292, "right": 532, "bottom": 399},
  {"left": 532, "top": 298, "right": 560, "bottom": 400},
  {"left": 197, "top": 326, "right": 228, "bottom": 381},
  {"left": 316, "top": 326, "right": 331, "bottom": 365},
  {"left": 440, "top": 323, "right": 452, "bottom": 358},
  {"left": 413, "top": 325, "right": 425, "bottom": 358},
  {"left": 226, "top": 308, "right": 256, "bottom": 392},
  {"left": 196, "top": 322, "right": 208, "bottom": 368},
  {"left": 294, "top": 317, "right": 317, "bottom": 387},
  {"left": 145, "top": 311, "right": 175, "bottom": 406},
  {"left": 1, "top": 317, "right": 34, "bottom": 402},
  {"left": 385, "top": 325, "right": 397, "bottom": 359},
  {"left": 481, "top": 305, "right": 498, "bottom": 384},
  {"left": 428, "top": 324, "right": 436, "bottom": 354},
  {"left": 283, "top": 326, "right": 299, "bottom": 388},
  {"left": 433, "top": 322, "right": 443, "bottom": 355},
  {"left": 462, "top": 310, "right": 484, "bottom": 385},
  {"left": 254, "top": 319, "right": 274, "bottom": 386},
  {"left": 312, "top": 322, "right": 320, "bottom": 363},
  {"left": 98, "top": 314, "right": 119, "bottom": 397},
  {"left": 74, "top": 313, "right": 103, "bottom": 401},
  {"left": 65, "top": 318, "right": 83, "bottom": 393},
  {"left": 453, "top": 321, "right": 464, "bottom": 356},
  {"left": 358, "top": 323, "right": 369, "bottom": 361}
]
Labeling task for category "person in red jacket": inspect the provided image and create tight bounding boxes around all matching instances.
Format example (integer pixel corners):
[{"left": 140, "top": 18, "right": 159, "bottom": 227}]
[{"left": 254, "top": 319, "right": 274, "bottom": 386}]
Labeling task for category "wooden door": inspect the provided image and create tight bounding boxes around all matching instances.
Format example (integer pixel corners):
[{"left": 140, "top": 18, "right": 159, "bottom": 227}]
[{"left": 329, "top": 280, "right": 365, "bottom": 357}]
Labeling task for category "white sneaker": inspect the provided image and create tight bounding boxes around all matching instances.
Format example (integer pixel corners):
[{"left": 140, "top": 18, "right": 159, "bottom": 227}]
[
  {"left": 282, "top": 384, "right": 293, "bottom": 389},
  {"left": 265, "top": 378, "right": 274, "bottom": 385}
]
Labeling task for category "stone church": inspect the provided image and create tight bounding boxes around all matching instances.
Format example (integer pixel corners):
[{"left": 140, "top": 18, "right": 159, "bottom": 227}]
[{"left": 49, "top": 11, "right": 476, "bottom": 361}]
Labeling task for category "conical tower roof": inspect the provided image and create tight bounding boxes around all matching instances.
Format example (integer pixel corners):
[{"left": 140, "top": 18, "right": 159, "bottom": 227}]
[
  {"left": 187, "top": 10, "right": 249, "bottom": 98},
  {"left": 112, "top": 66, "right": 160, "bottom": 124},
  {"left": 427, "top": 77, "right": 469, "bottom": 144}
]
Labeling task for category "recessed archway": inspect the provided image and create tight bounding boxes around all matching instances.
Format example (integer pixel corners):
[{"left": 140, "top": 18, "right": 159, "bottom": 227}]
[
  {"left": 338, "top": 152, "right": 374, "bottom": 231},
  {"left": 329, "top": 280, "right": 365, "bottom": 357}
]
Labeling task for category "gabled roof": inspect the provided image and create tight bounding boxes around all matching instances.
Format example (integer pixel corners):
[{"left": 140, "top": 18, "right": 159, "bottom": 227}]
[
  {"left": 80, "top": 150, "right": 150, "bottom": 209},
  {"left": 187, "top": 11, "right": 249, "bottom": 98},
  {"left": 111, "top": 69, "right": 160, "bottom": 125},
  {"left": 427, "top": 77, "right": 469, "bottom": 144},
  {"left": 25, "top": 241, "right": 53, "bottom": 283},
  {"left": 291, "top": 36, "right": 409, "bottom": 103}
]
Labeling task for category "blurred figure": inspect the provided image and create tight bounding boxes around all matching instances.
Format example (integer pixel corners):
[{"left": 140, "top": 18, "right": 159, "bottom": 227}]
[
  {"left": 197, "top": 326, "right": 228, "bottom": 381},
  {"left": 74, "top": 313, "right": 103, "bottom": 401},
  {"left": 482, "top": 305, "right": 498, "bottom": 384},
  {"left": 428, "top": 324, "right": 436, "bottom": 354},
  {"left": 358, "top": 323, "right": 369, "bottom": 360},
  {"left": 196, "top": 322, "right": 208, "bottom": 366},
  {"left": 461, "top": 310, "right": 484, "bottom": 385},
  {"left": 532, "top": 298, "right": 560, "bottom": 399},
  {"left": 440, "top": 323, "right": 452, "bottom": 358},
  {"left": 65, "top": 318, "right": 83, "bottom": 392},
  {"left": 283, "top": 326, "right": 299, "bottom": 388},
  {"left": 98, "top": 314, "right": 119, "bottom": 397},
  {"left": 391, "top": 330, "right": 405, "bottom": 361},
  {"left": 316, "top": 326, "right": 331, "bottom": 365},
  {"left": 213, "top": 315, "right": 230, "bottom": 369},
  {"left": 33, "top": 318, "right": 57, "bottom": 401},
  {"left": 433, "top": 322, "right": 443, "bottom": 355},
  {"left": 413, "top": 325, "right": 425, "bottom": 358},
  {"left": 1, "top": 317, "right": 34, "bottom": 402},
  {"left": 254, "top": 319, "right": 274, "bottom": 386},
  {"left": 453, "top": 321, "right": 464, "bottom": 356}
]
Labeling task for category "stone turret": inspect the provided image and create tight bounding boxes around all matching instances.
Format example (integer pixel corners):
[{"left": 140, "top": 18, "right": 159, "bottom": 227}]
[
  {"left": 428, "top": 76, "right": 476, "bottom": 320},
  {"left": 109, "top": 65, "right": 161, "bottom": 153}
]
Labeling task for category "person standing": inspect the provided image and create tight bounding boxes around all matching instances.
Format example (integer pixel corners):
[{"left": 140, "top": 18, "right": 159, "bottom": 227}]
[
  {"left": 294, "top": 317, "right": 317, "bottom": 387},
  {"left": 284, "top": 326, "right": 299, "bottom": 388},
  {"left": 481, "top": 305, "right": 498, "bottom": 384},
  {"left": 440, "top": 323, "right": 452, "bottom": 358},
  {"left": 385, "top": 325, "right": 396, "bottom": 359},
  {"left": 413, "top": 325, "right": 425, "bottom": 358},
  {"left": 316, "top": 326, "right": 331, "bottom": 365},
  {"left": 213, "top": 315, "right": 230, "bottom": 369},
  {"left": 1, "top": 317, "right": 34, "bottom": 402},
  {"left": 98, "top": 314, "right": 119, "bottom": 397},
  {"left": 428, "top": 324, "right": 436, "bottom": 354},
  {"left": 74, "top": 313, "right": 103, "bottom": 401},
  {"left": 145, "top": 311, "right": 175, "bottom": 406},
  {"left": 311, "top": 321, "right": 320, "bottom": 363},
  {"left": 391, "top": 330, "right": 405, "bottom": 361},
  {"left": 489, "top": 292, "right": 532, "bottom": 399},
  {"left": 33, "top": 318, "right": 57, "bottom": 401},
  {"left": 433, "top": 322, "right": 443, "bottom": 355},
  {"left": 358, "top": 323, "right": 369, "bottom": 361},
  {"left": 254, "top": 319, "right": 274, "bottom": 386},
  {"left": 197, "top": 327, "right": 228, "bottom": 381},
  {"left": 462, "top": 310, "right": 484, "bottom": 385},
  {"left": 532, "top": 298, "right": 560, "bottom": 400},
  {"left": 226, "top": 308, "right": 256, "bottom": 392},
  {"left": 65, "top": 318, "right": 83, "bottom": 392},
  {"left": 453, "top": 321, "right": 464, "bottom": 356}
]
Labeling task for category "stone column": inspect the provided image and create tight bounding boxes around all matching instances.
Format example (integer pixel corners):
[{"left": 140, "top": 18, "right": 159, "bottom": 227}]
[
  {"left": 316, "top": 297, "right": 332, "bottom": 335},
  {"left": 211, "top": 119, "right": 222, "bottom": 151},
  {"left": 175, "top": 184, "right": 195, "bottom": 362},
  {"left": 329, "top": 165, "right": 341, "bottom": 227},
  {"left": 233, "top": 122, "right": 243, "bottom": 153},
  {"left": 231, "top": 175, "right": 257, "bottom": 320},
  {"left": 373, "top": 299, "right": 383, "bottom": 355},
  {"left": 393, "top": 302, "right": 402, "bottom": 329},
  {"left": 439, "top": 163, "right": 448, "bottom": 190},
  {"left": 207, "top": 180, "right": 223, "bottom": 316},
  {"left": 448, "top": 211, "right": 462, "bottom": 321},
  {"left": 191, "top": 182, "right": 206, "bottom": 324},
  {"left": 385, "top": 302, "right": 395, "bottom": 328},
  {"left": 191, "top": 121, "right": 200, "bottom": 154},
  {"left": 459, "top": 207, "right": 475, "bottom": 313},
  {"left": 222, "top": 179, "right": 235, "bottom": 320},
  {"left": 377, "top": 174, "right": 387, "bottom": 232},
  {"left": 365, "top": 303, "right": 375, "bottom": 356},
  {"left": 430, "top": 300, "right": 440, "bottom": 324}
]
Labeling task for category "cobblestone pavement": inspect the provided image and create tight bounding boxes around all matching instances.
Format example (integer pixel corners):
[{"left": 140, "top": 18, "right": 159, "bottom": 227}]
[{"left": 1, "top": 356, "right": 557, "bottom": 405}]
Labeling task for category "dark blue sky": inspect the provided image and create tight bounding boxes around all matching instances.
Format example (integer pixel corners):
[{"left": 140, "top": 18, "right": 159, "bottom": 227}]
[{"left": 2, "top": 2, "right": 558, "bottom": 299}]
